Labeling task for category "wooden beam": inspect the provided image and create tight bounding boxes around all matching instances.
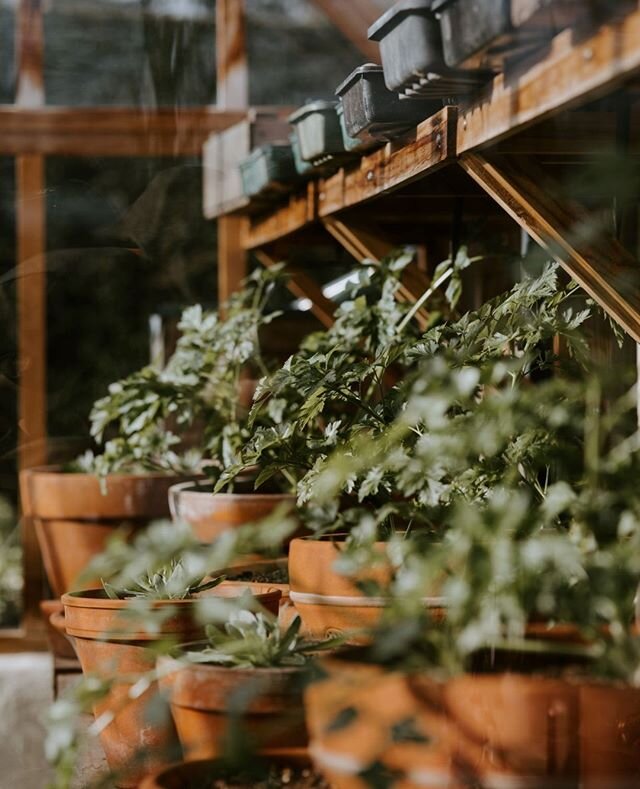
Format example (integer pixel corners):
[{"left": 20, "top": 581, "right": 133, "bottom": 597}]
[
  {"left": 458, "top": 6, "right": 640, "bottom": 153},
  {"left": 254, "top": 249, "right": 335, "bottom": 329},
  {"left": 0, "top": 106, "right": 246, "bottom": 156},
  {"left": 218, "top": 215, "right": 249, "bottom": 304},
  {"left": 216, "top": 0, "right": 249, "bottom": 302},
  {"left": 322, "top": 217, "right": 431, "bottom": 331},
  {"left": 16, "top": 154, "right": 47, "bottom": 635},
  {"left": 308, "top": 0, "right": 381, "bottom": 62},
  {"left": 216, "top": 0, "right": 249, "bottom": 109},
  {"left": 460, "top": 152, "right": 640, "bottom": 343},
  {"left": 15, "top": 0, "right": 44, "bottom": 106}
]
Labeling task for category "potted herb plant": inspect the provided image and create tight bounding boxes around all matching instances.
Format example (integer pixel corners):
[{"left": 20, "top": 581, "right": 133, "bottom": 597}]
[
  {"left": 23, "top": 266, "right": 285, "bottom": 596},
  {"left": 158, "top": 610, "right": 337, "bottom": 761},
  {"left": 57, "top": 516, "right": 294, "bottom": 788}
]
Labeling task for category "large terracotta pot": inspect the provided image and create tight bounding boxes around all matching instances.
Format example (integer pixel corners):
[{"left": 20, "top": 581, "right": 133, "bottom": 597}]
[
  {"left": 20, "top": 466, "right": 197, "bottom": 596},
  {"left": 306, "top": 656, "right": 640, "bottom": 789},
  {"left": 158, "top": 652, "right": 307, "bottom": 760},
  {"left": 139, "top": 754, "right": 316, "bottom": 789},
  {"left": 62, "top": 584, "right": 282, "bottom": 788},
  {"left": 168, "top": 481, "right": 297, "bottom": 543},
  {"left": 289, "top": 536, "right": 444, "bottom": 641},
  {"left": 305, "top": 656, "right": 459, "bottom": 789}
]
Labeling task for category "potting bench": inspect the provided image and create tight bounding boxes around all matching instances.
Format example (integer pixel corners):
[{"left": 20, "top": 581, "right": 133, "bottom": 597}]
[{"left": 211, "top": 2, "right": 640, "bottom": 343}]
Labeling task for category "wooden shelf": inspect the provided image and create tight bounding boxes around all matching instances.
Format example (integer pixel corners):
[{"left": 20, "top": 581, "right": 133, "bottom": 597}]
[
  {"left": 239, "top": 6, "right": 640, "bottom": 252},
  {"left": 0, "top": 106, "right": 246, "bottom": 157}
]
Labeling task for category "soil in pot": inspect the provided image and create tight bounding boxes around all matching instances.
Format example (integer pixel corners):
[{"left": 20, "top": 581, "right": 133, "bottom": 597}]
[
  {"left": 288, "top": 536, "right": 444, "bottom": 641},
  {"left": 169, "top": 480, "right": 297, "bottom": 545},
  {"left": 159, "top": 651, "right": 308, "bottom": 761},
  {"left": 62, "top": 584, "right": 281, "bottom": 788},
  {"left": 140, "top": 755, "right": 328, "bottom": 789},
  {"left": 21, "top": 466, "right": 197, "bottom": 596}
]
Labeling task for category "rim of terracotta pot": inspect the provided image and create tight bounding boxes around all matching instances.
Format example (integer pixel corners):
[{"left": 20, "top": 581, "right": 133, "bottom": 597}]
[
  {"left": 139, "top": 754, "right": 312, "bottom": 789},
  {"left": 24, "top": 464, "right": 195, "bottom": 483},
  {"left": 62, "top": 584, "right": 282, "bottom": 640},
  {"left": 169, "top": 480, "right": 297, "bottom": 503}
]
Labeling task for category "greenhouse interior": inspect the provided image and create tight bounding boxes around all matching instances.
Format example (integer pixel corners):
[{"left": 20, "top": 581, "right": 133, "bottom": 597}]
[{"left": 3, "top": 0, "right": 640, "bottom": 787}]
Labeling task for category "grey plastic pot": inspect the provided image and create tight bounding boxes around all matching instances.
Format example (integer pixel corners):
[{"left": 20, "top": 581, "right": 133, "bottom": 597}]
[
  {"left": 368, "top": 0, "right": 490, "bottom": 99},
  {"left": 336, "top": 63, "right": 437, "bottom": 145},
  {"left": 337, "top": 102, "right": 378, "bottom": 154},
  {"left": 239, "top": 144, "right": 298, "bottom": 199},
  {"left": 290, "top": 131, "right": 333, "bottom": 178},
  {"left": 432, "top": 0, "right": 550, "bottom": 69},
  {"left": 288, "top": 101, "right": 353, "bottom": 168}
]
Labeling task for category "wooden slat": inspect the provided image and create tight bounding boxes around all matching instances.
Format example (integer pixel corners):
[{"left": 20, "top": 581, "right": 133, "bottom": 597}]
[
  {"left": 319, "top": 107, "right": 457, "bottom": 216},
  {"left": 322, "top": 217, "right": 431, "bottom": 330},
  {"left": 245, "top": 184, "right": 318, "bottom": 249},
  {"left": 255, "top": 249, "right": 335, "bottom": 328},
  {"left": 308, "top": 0, "right": 381, "bottom": 62},
  {"left": 458, "top": 7, "right": 640, "bottom": 153},
  {"left": 460, "top": 152, "right": 640, "bottom": 343},
  {"left": 244, "top": 108, "right": 456, "bottom": 249},
  {"left": 0, "top": 106, "right": 246, "bottom": 156},
  {"left": 216, "top": 0, "right": 249, "bottom": 302},
  {"left": 16, "top": 153, "right": 47, "bottom": 634}
]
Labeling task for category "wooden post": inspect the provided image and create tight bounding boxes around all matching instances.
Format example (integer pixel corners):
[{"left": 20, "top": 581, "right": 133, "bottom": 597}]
[
  {"left": 216, "top": 0, "right": 249, "bottom": 304},
  {"left": 15, "top": 0, "right": 46, "bottom": 638}
]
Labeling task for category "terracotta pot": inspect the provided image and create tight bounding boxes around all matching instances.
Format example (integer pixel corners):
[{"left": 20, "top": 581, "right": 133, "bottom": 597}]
[
  {"left": 40, "top": 599, "right": 77, "bottom": 660},
  {"left": 222, "top": 558, "right": 297, "bottom": 631},
  {"left": 305, "top": 656, "right": 461, "bottom": 789},
  {"left": 307, "top": 657, "right": 640, "bottom": 789},
  {"left": 139, "top": 754, "right": 315, "bottom": 789},
  {"left": 169, "top": 481, "right": 297, "bottom": 544},
  {"left": 62, "top": 584, "right": 282, "bottom": 788},
  {"left": 158, "top": 652, "right": 308, "bottom": 761},
  {"left": 20, "top": 466, "right": 198, "bottom": 596},
  {"left": 289, "top": 536, "right": 445, "bottom": 641}
]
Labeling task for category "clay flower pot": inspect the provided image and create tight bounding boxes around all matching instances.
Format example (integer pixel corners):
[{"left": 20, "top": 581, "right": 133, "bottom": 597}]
[
  {"left": 20, "top": 466, "right": 198, "bottom": 596},
  {"left": 306, "top": 656, "right": 640, "bottom": 789},
  {"left": 158, "top": 652, "right": 308, "bottom": 760},
  {"left": 62, "top": 584, "right": 282, "bottom": 788},
  {"left": 168, "top": 481, "right": 297, "bottom": 544},
  {"left": 40, "top": 599, "right": 77, "bottom": 661},
  {"left": 288, "top": 536, "right": 445, "bottom": 641},
  {"left": 305, "top": 655, "right": 457, "bottom": 788},
  {"left": 140, "top": 754, "right": 318, "bottom": 789}
]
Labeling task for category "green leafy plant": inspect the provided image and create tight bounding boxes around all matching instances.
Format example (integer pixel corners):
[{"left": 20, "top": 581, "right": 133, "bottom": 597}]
[
  {"left": 217, "top": 249, "right": 472, "bottom": 495},
  {"left": 101, "top": 559, "right": 226, "bottom": 600},
  {"left": 185, "top": 609, "right": 337, "bottom": 668},
  {"left": 71, "top": 265, "right": 285, "bottom": 478}
]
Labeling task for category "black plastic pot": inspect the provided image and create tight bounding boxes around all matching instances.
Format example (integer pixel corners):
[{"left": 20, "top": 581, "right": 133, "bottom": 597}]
[
  {"left": 432, "top": 0, "right": 552, "bottom": 69},
  {"left": 288, "top": 101, "right": 353, "bottom": 168},
  {"left": 336, "top": 63, "right": 436, "bottom": 145},
  {"left": 239, "top": 144, "right": 298, "bottom": 199},
  {"left": 368, "top": 0, "right": 490, "bottom": 99},
  {"left": 337, "top": 103, "right": 378, "bottom": 154}
]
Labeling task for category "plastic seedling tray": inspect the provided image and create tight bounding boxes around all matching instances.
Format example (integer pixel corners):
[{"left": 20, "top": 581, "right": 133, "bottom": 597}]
[
  {"left": 239, "top": 144, "right": 298, "bottom": 200},
  {"left": 336, "top": 63, "right": 436, "bottom": 144},
  {"left": 368, "top": 0, "right": 490, "bottom": 99},
  {"left": 432, "top": 0, "right": 554, "bottom": 69},
  {"left": 288, "top": 101, "right": 354, "bottom": 168},
  {"left": 290, "top": 132, "right": 333, "bottom": 178},
  {"left": 337, "top": 102, "right": 379, "bottom": 154}
]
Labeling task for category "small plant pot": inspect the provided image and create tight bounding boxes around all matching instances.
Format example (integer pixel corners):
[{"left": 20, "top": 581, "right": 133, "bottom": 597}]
[
  {"left": 158, "top": 652, "right": 308, "bottom": 760},
  {"left": 368, "top": 0, "right": 490, "bottom": 99},
  {"left": 40, "top": 599, "right": 77, "bottom": 661},
  {"left": 239, "top": 144, "right": 299, "bottom": 200},
  {"left": 20, "top": 466, "right": 198, "bottom": 597},
  {"left": 288, "top": 101, "right": 354, "bottom": 168},
  {"left": 62, "top": 585, "right": 281, "bottom": 788},
  {"left": 288, "top": 536, "right": 445, "bottom": 641},
  {"left": 336, "top": 63, "right": 436, "bottom": 145},
  {"left": 168, "top": 481, "right": 297, "bottom": 545},
  {"left": 337, "top": 103, "right": 378, "bottom": 154},
  {"left": 432, "top": 0, "right": 552, "bottom": 69},
  {"left": 140, "top": 755, "right": 322, "bottom": 789}
]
